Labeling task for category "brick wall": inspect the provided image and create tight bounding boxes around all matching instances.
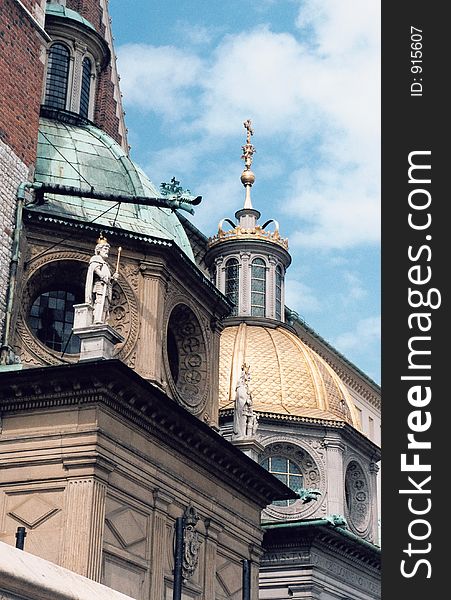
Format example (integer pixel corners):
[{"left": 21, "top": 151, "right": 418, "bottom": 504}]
[
  {"left": 66, "top": 0, "right": 104, "bottom": 35},
  {"left": 66, "top": 0, "right": 123, "bottom": 146},
  {"left": 0, "top": 0, "right": 45, "bottom": 341},
  {"left": 0, "top": 0, "right": 45, "bottom": 166}
]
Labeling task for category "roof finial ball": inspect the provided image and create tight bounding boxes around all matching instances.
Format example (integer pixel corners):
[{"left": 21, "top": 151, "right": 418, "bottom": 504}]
[{"left": 241, "top": 119, "right": 256, "bottom": 209}]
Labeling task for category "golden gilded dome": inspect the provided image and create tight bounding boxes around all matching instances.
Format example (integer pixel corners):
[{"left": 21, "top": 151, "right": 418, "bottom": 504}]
[{"left": 219, "top": 323, "right": 359, "bottom": 427}]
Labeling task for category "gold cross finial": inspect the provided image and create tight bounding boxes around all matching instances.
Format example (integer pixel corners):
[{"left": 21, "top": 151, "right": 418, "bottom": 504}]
[
  {"left": 244, "top": 119, "right": 253, "bottom": 143},
  {"left": 241, "top": 119, "right": 256, "bottom": 170}
]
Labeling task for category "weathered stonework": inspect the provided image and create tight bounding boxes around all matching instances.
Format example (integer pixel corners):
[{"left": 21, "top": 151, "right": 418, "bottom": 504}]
[
  {"left": 0, "top": 361, "right": 295, "bottom": 600},
  {"left": 0, "top": 140, "right": 29, "bottom": 339}
]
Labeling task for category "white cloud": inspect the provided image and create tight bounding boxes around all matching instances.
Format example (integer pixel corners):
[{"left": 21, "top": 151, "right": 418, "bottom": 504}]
[
  {"left": 116, "top": 44, "right": 202, "bottom": 120},
  {"left": 296, "top": 0, "right": 380, "bottom": 56},
  {"left": 284, "top": 278, "right": 321, "bottom": 314},
  {"left": 118, "top": 0, "right": 380, "bottom": 250},
  {"left": 338, "top": 271, "right": 367, "bottom": 302},
  {"left": 333, "top": 315, "right": 380, "bottom": 354},
  {"left": 173, "top": 21, "right": 217, "bottom": 46}
]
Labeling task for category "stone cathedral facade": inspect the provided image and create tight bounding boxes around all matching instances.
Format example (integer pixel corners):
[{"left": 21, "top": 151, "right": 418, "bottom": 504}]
[{"left": 0, "top": 2, "right": 381, "bottom": 600}]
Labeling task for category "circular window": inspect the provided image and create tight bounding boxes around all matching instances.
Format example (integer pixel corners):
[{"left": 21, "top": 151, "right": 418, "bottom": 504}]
[
  {"left": 29, "top": 290, "right": 81, "bottom": 354},
  {"left": 260, "top": 456, "right": 303, "bottom": 506},
  {"left": 260, "top": 442, "right": 325, "bottom": 520},
  {"left": 165, "top": 304, "right": 208, "bottom": 413},
  {"left": 345, "top": 461, "right": 370, "bottom": 533},
  {"left": 24, "top": 260, "right": 86, "bottom": 356}
]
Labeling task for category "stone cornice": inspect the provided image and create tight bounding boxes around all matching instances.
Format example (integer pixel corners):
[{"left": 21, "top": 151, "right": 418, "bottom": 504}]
[
  {"left": 219, "top": 411, "right": 381, "bottom": 459},
  {"left": 24, "top": 209, "right": 231, "bottom": 319},
  {"left": 262, "top": 523, "right": 381, "bottom": 570},
  {"left": 0, "top": 360, "right": 296, "bottom": 508}
]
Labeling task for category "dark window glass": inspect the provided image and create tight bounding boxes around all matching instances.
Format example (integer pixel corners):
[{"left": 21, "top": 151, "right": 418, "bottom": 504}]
[
  {"left": 275, "top": 265, "right": 283, "bottom": 320},
  {"left": 225, "top": 258, "right": 239, "bottom": 316},
  {"left": 251, "top": 258, "right": 266, "bottom": 317},
  {"left": 261, "top": 456, "right": 303, "bottom": 506},
  {"left": 29, "top": 290, "right": 80, "bottom": 354},
  {"left": 79, "top": 57, "right": 92, "bottom": 118},
  {"left": 44, "top": 43, "right": 70, "bottom": 110}
]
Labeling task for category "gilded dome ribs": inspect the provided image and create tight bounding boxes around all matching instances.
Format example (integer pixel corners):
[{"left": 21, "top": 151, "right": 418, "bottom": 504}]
[{"left": 219, "top": 323, "right": 356, "bottom": 426}]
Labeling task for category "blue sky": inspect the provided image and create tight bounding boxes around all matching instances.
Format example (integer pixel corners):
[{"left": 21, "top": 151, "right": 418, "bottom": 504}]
[{"left": 109, "top": 0, "right": 381, "bottom": 384}]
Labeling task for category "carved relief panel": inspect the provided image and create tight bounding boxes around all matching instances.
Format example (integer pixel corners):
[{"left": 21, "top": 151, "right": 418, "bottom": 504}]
[
  {"left": 344, "top": 459, "right": 372, "bottom": 538},
  {"left": 1, "top": 488, "right": 65, "bottom": 566},
  {"left": 163, "top": 298, "right": 211, "bottom": 417}
]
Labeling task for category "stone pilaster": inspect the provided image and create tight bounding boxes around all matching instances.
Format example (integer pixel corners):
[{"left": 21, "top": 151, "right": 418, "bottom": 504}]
[
  {"left": 369, "top": 461, "right": 380, "bottom": 544},
  {"left": 149, "top": 490, "right": 173, "bottom": 599},
  {"left": 70, "top": 41, "right": 88, "bottom": 112},
  {"left": 61, "top": 478, "right": 107, "bottom": 580},
  {"left": 215, "top": 256, "right": 224, "bottom": 292},
  {"left": 135, "top": 260, "right": 170, "bottom": 382},
  {"left": 267, "top": 256, "right": 277, "bottom": 319},
  {"left": 324, "top": 434, "right": 346, "bottom": 516},
  {"left": 240, "top": 252, "right": 251, "bottom": 316},
  {"left": 202, "top": 518, "right": 223, "bottom": 600}
]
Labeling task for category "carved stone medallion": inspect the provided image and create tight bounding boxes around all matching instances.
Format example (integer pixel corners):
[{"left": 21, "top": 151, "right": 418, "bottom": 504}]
[
  {"left": 345, "top": 459, "right": 371, "bottom": 536},
  {"left": 163, "top": 299, "right": 209, "bottom": 415}
]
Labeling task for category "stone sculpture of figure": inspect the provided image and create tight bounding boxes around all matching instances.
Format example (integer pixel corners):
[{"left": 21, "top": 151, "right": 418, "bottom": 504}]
[
  {"left": 85, "top": 235, "right": 119, "bottom": 325},
  {"left": 233, "top": 363, "right": 258, "bottom": 438}
]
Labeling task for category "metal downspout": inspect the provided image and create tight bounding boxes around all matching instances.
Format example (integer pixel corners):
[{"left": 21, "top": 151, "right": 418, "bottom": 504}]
[{"left": 0, "top": 182, "right": 41, "bottom": 365}]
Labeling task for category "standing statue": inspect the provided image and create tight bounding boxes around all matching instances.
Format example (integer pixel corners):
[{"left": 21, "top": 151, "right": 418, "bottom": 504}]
[
  {"left": 85, "top": 234, "right": 120, "bottom": 325},
  {"left": 233, "top": 363, "right": 258, "bottom": 438}
]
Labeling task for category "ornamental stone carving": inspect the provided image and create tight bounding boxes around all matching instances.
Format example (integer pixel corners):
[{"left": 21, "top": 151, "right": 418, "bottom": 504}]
[
  {"left": 182, "top": 506, "right": 202, "bottom": 582},
  {"left": 14, "top": 250, "right": 139, "bottom": 366},
  {"left": 259, "top": 437, "right": 326, "bottom": 520},
  {"left": 163, "top": 299, "right": 210, "bottom": 415},
  {"left": 345, "top": 459, "right": 371, "bottom": 536},
  {"left": 84, "top": 235, "right": 120, "bottom": 325},
  {"left": 232, "top": 363, "right": 259, "bottom": 439}
]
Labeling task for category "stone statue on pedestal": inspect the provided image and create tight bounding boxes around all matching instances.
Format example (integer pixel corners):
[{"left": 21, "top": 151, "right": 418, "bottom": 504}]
[
  {"left": 85, "top": 234, "right": 119, "bottom": 324},
  {"left": 233, "top": 363, "right": 258, "bottom": 439}
]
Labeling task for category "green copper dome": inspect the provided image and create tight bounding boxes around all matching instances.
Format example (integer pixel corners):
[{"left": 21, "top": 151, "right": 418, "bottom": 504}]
[
  {"left": 45, "top": 3, "right": 96, "bottom": 31},
  {"left": 33, "top": 118, "right": 194, "bottom": 260}
]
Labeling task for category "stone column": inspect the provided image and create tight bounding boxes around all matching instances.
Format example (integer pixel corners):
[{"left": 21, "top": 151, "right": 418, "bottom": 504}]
[
  {"left": 61, "top": 478, "right": 107, "bottom": 580},
  {"left": 149, "top": 490, "right": 173, "bottom": 599},
  {"left": 70, "top": 41, "right": 88, "bottom": 113},
  {"left": 215, "top": 256, "right": 224, "bottom": 292},
  {"left": 267, "top": 256, "right": 277, "bottom": 319},
  {"left": 324, "top": 433, "right": 346, "bottom": 516},
  {"left": 202, "top": 519, "right": 223, "bottom": 600},
  {"left": 369, "top": 461, "right": 380, "bottom": 544},
  {"left": 135, "top": 259, "right": 170, "bottom": 383},
  {"left": 240, "top": 252, "right": 251, "bottom": 316}
]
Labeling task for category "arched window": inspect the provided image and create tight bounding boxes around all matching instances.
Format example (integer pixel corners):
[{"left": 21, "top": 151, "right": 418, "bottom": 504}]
[
  {"left": 275, "top": 265, "right": 283, "bottom": 320},
  {"left": 79, "top": 57, "right": 92, "bottom": 118},
  {"left": 260, "top": 456, "right": 303, "bottom": 506},
  {"left": 28, "top": 290, "right": 81, "bottom": 354},
  {"left": 225, "top": 258, "right": 239, "bottom": 316},
  {"left": 44, "top": 43, "right": 70, "bottom": 110},
  {"left": 251, "top": 258, "right": 266, "bottom": 316}
]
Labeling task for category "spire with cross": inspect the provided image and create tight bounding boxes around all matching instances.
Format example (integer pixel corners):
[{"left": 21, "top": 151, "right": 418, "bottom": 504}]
[{"left": 240, "top": 119, "right": 256, "bottom": 209}]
